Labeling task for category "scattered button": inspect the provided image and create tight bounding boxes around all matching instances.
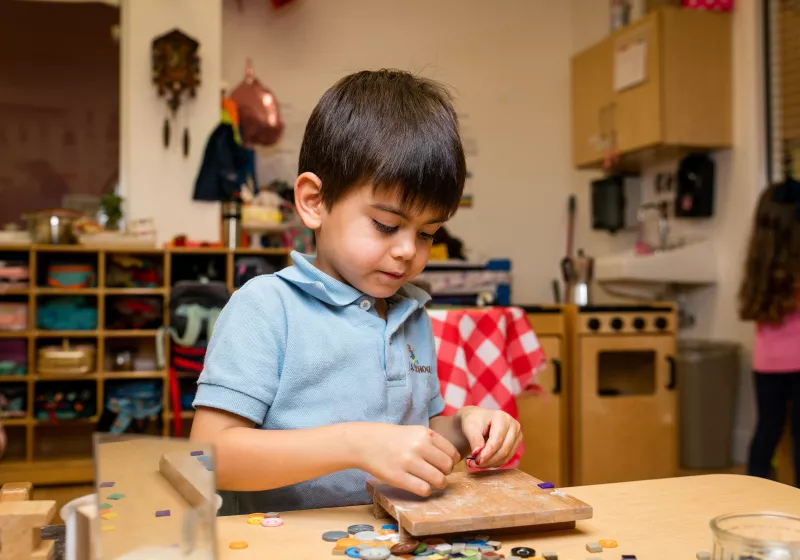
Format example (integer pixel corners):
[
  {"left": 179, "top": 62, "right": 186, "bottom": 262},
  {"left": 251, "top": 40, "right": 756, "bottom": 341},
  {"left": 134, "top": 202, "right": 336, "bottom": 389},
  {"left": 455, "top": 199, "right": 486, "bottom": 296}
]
[
  {"left": 462, "top": 551, "right": 479, "bottom": 558},
  {"left": 550, "top": 490, "right": 567, "bottom": 497},
  {"left": 345, "top": 547, "right": 362, "bottom": 558},
  {"left": 265, "top": 511, "right": 280, "bottom": 518},
  {"left": 360, "top": 300, "right": 371, "bottom": 310},
  {"left": 355, "top": 531, "right": 381, "bottom": 541},
  {"left": 542, "top": 552, "right": 558, "bottom": 560},
  {"left": 323, "top": 531, "right": 351, "bottom": 542},
  {"left": 348, "top": 524, "right": 375, "bottom": 534},
  {"left": 98, "top": 481, "right": 115, "bottom": 488},
  {"left": 261, "top": 517, "right": 283, "bottom": 527},
  {"left": 585, "top": 542, "right": 603, "bottom": 553},
  {"left": 537, "top": 481, "right": 555, "bottom": 489},
  {"left": 479, "top": 545, "right": 495, "bottom": 553},
  {"left": 155, "top": 510, "right": 170, "bottom": 518},
  {"left": 486, "top": 541, "right": 502, "bottom": 550},
  {"left": 381, "top": 524, "right": 398, "bottom": 531},
  {"left": 99, "top": 503, "right": 112, "bottom": 510},
  {"left": 107, "top": 493, "right": 125, "bottom": 500},
  {"left": 621, "top": 556, "right": 638, "bottom": 560},
  {"left": 390, "top": 541, "right": 419, "bottom": 555},
  {"left": 434, "top": 544, "right": 453, "bottom": 554},
  {"left": 190, "top": 450, "right": 204, "bottom": 456},
  {"left": 101, "top": 512, "right": 118, "bottom": 520},
  {"left": 599, "top": 539, "right": 618, "bottom": 548},
  {"left": 696, "top": 553, "right": 711, "bottom": 560},
  {"left": 229, "top": 542, "right": 248, "bottom": 550},
  {"left": 413, "top": 543, "right": 428, "bottom": 554},
  {"left": 360, "top": 547, "right": 391, "bottom": 560},
  {"left": 510, "top": 547, "right": 535, "bottom": 558},
  {"left": 336, "top": 538, "right": 362, "bottom": 550},
  {"left": 247, "top": 517, "right": 263, "bottom": 525}
]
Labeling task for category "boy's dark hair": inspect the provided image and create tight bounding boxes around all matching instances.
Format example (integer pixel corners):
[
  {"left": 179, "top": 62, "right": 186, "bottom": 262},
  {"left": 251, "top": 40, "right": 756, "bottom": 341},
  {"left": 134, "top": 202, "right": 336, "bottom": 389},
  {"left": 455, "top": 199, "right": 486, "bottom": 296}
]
[
  {"left": 298, "top": 69, "right": 466, "bottom": 218},
  {"left": 738, "top": 180, "right": 800, "bottom": 324}
]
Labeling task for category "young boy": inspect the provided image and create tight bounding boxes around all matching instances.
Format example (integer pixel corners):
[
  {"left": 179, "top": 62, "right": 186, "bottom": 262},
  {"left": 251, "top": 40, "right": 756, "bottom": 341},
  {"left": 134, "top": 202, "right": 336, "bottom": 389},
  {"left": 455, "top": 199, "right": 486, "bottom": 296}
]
[{"left": 190, "top": 69, "right": 522, "bottom": 515}]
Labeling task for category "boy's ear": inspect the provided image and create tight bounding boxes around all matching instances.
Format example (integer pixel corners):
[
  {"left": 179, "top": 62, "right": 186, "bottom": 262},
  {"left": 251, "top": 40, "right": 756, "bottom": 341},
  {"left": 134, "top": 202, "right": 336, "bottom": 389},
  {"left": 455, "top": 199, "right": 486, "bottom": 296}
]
[{"left": 293, "top": 172, "right": 324, "bottom": 230}]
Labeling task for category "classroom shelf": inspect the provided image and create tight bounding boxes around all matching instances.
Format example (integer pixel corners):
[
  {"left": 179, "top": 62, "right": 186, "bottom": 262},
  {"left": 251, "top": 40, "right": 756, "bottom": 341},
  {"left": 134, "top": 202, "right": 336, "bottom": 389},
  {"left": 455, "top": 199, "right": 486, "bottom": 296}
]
[{"left": 0, "top": 244, "right": 293, "bottom": 485}]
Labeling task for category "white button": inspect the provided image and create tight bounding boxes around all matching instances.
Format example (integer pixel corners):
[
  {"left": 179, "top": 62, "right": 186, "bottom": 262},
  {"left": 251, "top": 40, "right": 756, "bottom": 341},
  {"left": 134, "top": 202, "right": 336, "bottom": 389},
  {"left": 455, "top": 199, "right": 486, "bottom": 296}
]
[{"left": 359, "top": 299, "right": 371, "bottom": 310}]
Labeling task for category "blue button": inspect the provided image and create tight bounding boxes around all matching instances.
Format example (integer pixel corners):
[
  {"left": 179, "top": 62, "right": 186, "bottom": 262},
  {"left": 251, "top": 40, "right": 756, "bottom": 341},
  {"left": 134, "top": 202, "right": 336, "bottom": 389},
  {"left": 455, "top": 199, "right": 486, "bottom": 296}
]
[
  {"left": 346, "top": 547, "right": 361, "bottom": 558},
  {"left": 381, "top": 524, "right": 398, "bottom": 531}
]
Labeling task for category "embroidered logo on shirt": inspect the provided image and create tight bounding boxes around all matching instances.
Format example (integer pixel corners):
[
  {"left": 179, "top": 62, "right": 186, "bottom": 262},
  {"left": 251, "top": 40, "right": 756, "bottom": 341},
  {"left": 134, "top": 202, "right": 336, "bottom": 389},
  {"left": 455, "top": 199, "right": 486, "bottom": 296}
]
[{"left": 407, "top": 344, "right": 432, "bottom": 374}]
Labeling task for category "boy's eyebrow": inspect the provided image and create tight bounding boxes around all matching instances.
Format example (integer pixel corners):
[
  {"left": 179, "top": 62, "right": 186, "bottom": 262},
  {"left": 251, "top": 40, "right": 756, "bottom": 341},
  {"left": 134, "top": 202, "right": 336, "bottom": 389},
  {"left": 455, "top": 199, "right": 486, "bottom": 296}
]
[{"left": 371, "top": 203, "right": 447, "bottom": 225}]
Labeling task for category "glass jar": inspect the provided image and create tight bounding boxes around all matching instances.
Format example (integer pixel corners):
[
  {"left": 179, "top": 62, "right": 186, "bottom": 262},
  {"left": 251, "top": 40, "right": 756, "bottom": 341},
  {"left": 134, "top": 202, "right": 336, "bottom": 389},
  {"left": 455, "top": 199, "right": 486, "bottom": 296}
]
[{"left": 711, "top": 512, "right": 800, "bottom": 560}]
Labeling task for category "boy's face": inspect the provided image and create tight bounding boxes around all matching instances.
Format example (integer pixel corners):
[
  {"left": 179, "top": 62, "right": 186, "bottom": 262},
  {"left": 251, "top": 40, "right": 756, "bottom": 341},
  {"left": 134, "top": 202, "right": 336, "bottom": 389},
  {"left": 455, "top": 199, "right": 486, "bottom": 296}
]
[{"left": 313, "top": 185, "right": 447, "bottom": 298}]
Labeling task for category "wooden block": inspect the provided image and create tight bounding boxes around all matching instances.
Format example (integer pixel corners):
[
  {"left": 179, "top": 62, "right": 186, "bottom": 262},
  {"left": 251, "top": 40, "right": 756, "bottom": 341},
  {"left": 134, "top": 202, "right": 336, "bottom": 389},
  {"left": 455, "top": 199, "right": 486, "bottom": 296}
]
[
  {"left": 74, "top": 504, "right": 97, "bottom": 560},
  {"left": 0, "top": 482, "right": 33, "bottom": 502},
  {"left": 366, "top": 470, "right": 592, "bottom": 538},
  {"left": 158, "top": 451, "right": 215, "bottom": 509},
  {"left": 30, "top": 539, "right": 54, "bottom": 560},
  {"left": 0, "top": 500, "right": 55, "bottom": 560}
]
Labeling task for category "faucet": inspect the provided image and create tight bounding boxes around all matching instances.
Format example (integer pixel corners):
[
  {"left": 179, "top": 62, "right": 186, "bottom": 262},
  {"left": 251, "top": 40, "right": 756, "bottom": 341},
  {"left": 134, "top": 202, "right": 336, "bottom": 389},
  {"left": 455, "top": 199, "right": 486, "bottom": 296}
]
[{"left": 637, "top": 201, "right": 670, "bottom": 251}]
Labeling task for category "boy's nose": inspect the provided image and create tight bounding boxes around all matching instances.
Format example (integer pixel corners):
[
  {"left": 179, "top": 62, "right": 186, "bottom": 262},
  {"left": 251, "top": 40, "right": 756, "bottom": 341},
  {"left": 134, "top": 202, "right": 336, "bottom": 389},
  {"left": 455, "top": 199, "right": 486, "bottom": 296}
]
[{"left": 391, "top": 234, "right": 416, "bottom": 261}]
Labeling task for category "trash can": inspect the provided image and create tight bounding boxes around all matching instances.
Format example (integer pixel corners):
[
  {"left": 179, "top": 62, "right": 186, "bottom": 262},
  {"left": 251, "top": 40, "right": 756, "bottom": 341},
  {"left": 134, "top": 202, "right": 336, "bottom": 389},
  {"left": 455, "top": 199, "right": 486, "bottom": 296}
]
[{"left": 677, "top": 339, "right": 741, "bottom": 469}]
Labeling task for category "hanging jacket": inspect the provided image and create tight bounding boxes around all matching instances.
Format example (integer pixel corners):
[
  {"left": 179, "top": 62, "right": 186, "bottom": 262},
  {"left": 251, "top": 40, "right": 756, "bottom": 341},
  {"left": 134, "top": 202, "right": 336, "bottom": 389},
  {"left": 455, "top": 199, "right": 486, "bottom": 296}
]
[{"left": 193, "top": 123, "right": 249, "bottom": 201}]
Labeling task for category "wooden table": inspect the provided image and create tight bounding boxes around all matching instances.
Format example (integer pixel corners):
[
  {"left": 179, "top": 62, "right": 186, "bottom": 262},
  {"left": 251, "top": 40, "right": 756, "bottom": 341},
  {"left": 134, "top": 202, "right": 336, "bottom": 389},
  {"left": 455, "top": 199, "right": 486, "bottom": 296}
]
[
  {"left": 216, "top": 475, "right": 799, "bottom": 560},
  {"left": 55, "top": 438, "right": 800, "bottom": 559}
]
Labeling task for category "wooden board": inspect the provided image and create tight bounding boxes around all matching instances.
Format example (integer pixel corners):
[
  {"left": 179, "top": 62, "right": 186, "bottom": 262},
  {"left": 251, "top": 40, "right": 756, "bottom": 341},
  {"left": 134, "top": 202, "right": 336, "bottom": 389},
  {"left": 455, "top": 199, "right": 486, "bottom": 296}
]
[
  {"left": 158, "top": 450, "right": 216, "bottom": 509},
  {"left": 366, "top": 469, "right": 592, "bottom": 539}
]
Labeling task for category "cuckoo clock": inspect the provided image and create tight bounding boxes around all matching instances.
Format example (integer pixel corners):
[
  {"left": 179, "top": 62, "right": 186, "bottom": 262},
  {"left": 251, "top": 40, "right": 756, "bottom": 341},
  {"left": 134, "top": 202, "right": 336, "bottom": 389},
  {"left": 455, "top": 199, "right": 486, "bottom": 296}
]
[{"left": 151, "top": 28, "right": 201, "bottom": 156}]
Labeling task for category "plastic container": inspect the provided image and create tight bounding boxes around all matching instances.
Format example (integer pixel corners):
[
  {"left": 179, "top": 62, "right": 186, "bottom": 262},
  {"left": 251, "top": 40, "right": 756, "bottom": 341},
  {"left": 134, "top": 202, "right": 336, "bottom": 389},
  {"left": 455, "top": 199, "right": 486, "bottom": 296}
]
[
  {"left": 677, "top": 339, "right": 740, "bottom": 469},
  {"left": 711, "top": 512, "right": 800, "bottom": 559}
]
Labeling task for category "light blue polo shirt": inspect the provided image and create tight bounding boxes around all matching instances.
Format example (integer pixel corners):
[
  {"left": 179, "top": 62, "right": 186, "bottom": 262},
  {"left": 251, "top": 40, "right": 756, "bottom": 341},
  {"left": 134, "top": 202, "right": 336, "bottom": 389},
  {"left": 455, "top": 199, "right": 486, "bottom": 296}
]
[{"left": 193, "top": 251, "right": 446, "bottom": 515}]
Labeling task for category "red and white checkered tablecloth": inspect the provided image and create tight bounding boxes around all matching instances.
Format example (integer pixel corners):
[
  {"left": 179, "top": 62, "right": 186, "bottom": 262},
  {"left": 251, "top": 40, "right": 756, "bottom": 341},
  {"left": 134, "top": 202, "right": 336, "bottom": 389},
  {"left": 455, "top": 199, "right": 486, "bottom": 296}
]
[{"left": 428, "top": 306, "right": 547, "bottom": 470}]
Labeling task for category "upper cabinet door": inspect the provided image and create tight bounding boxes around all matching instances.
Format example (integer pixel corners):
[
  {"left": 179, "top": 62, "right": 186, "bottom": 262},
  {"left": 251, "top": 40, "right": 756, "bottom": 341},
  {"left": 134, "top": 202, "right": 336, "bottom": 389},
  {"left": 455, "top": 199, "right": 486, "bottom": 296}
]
[
  {"left": 611, "top": 12, "right": 663, "bottom": 156},
  {"left": 570, "top": 39, "right": 613, "bottom": 169}
]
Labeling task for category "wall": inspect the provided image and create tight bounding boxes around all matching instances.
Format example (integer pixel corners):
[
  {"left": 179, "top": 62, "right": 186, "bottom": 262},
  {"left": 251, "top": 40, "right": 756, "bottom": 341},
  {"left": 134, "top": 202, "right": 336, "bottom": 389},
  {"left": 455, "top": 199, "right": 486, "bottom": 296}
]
[
  {"left": 222, "top": 0, "right": 574, "bottom": 305},
  {"left": 0, "top": 1, "right": 119, "bottom": 227},
  {"left": 569, "top": 0, "right": 766, "bottom": 463},
  {"left": 119, "top": 0, "right": 222, "bottom": 244}
]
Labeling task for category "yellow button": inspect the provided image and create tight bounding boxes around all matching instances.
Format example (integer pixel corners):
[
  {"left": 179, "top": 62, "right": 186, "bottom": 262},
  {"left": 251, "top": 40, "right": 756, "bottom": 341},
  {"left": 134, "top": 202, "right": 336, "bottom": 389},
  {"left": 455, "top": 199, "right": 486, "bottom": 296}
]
[
  {"left": 599, "top": 539, "right": 618, "bottom": 548},
  {"left": 229, "top": 541, "right": 249, "bottom": 550},
  {"left": 247, "top": 517, "right": 263, "bottom": 525}
]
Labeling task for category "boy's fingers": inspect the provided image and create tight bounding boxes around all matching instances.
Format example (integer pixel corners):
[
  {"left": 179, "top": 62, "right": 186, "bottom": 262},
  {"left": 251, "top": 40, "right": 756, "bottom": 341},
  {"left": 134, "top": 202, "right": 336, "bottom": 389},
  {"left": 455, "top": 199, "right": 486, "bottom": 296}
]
[
  {"left": 393, "top": 471, "right": 432, "bottom": 497},
  {"left": 476, "top": 413, "right": 510, "bottom": 464},
  {"left": 430, "top": 431, "right": 462, "bottom": 465},
  {"left": 481, "top": 424, "right": 520, "bottom": 467},
  {"left": 422, "top": 444, "right": 457, "bottom": 476},
  {"left": 407, "top": 459, "right": 448, "bottom": 492}
]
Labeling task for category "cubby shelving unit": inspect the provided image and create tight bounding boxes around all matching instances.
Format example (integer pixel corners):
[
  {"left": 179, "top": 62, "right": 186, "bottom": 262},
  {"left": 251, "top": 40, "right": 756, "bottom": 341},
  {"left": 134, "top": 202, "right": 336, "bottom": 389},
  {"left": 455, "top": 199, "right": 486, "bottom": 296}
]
[{"left": 0, "top": 244, "right": 292, "bottom": 485}]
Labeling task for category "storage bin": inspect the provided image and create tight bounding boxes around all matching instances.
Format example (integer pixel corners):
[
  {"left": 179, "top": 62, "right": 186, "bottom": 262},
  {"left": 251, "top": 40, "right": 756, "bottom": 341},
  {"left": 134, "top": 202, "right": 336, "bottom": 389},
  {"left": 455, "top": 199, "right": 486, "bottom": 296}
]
[
  {"left": 0, "top": 303, "right": 27, "bottom": 331},
  {"left": 37, "top": 297, "right": 97, "bottom": 331},
  {"left": 47, "top": 264, "right": 96, "bottom": 289},
  {"left": 35, "top": 383, "right": 96, "bottom": 421},
  {"left": 0, "top": 339, "right": 27, "bottom": 375},
  {"left": 37, "top": 339, "right": 96, "bottom": 377},
  {"left": 0, "top": 260, "right": 29, "bottom": 288},
  {"left": 0, "top": 384, "right": 27, "bottom": 418}
]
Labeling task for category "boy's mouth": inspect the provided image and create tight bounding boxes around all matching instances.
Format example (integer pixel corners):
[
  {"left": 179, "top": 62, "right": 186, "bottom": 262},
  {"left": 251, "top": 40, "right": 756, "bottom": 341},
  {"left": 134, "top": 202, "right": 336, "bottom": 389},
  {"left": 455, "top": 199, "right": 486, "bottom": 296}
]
[{"left": 380, "top": 271, "right": 405, "bottom": 280}]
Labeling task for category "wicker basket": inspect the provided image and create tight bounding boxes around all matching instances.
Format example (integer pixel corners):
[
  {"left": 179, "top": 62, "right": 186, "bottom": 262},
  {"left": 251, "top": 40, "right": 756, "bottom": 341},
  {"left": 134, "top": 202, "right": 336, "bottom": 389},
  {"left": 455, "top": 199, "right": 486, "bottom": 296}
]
[{"left": 37, "top": 339, "right": 95, "bottom": 377}]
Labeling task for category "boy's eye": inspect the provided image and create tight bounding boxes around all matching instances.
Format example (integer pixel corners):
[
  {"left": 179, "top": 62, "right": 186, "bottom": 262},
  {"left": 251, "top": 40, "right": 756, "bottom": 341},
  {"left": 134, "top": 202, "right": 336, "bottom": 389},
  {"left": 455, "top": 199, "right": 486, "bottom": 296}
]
[
  {"left": 372, "top": 219, "right": 399, "bottom": 234},
  {"left": 418, "top": 232, "right": 435, "bottom": 241}
]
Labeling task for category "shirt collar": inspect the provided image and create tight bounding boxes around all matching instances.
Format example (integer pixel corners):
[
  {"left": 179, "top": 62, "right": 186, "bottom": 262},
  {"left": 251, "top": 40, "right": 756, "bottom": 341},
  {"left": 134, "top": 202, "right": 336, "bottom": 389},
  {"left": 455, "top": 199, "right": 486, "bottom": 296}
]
[{"left": 276, "top": 251, "right": 431, "bottom": 309}]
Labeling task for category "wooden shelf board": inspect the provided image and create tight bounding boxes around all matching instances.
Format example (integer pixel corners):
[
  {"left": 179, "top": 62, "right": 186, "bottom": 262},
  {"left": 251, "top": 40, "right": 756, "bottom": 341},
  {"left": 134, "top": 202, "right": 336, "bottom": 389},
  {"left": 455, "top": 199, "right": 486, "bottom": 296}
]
[
  {"left": 33, "top": 416, "right": 99, "bottom": 426},
  {"left": 30, "top": 245, "right": 100, "bottom": 253},
  {"left": 102, "top": 371, "right": 165, "bottom": 379},
  {"left": 33, "top": 373, "right": 98, "bottom": 382},
  {"left": 0, "top": 417, "right": 30, "bottom": 425},
  {"left": 233, "top": 247, "right": 292, "bottom": 255},
  {"left": 103, "top": 329, "right": 162, "bottom": 338},
  {"left": 0, "top": 457, "right": 94, "bottom": 485},
  {"left": 167, "top": 247, "right": 228, "bottom": 254},
  {"left": 35, "top": 330, "right": 98, "bottom": 338},
  {"left": 104, "top": 287, "right": 167, "bottom": 295},
  {"left": 0, "top": 330, "right": 30, "bottom": 338},
  {"left": 0, "top": 287, "right": 31, "bottom": 295},
  {"left": 0, "top": 375, "right": 29, "bottom": 382},
  {"left": 35, "top": 288, "right": 99, "bottom": 295}
]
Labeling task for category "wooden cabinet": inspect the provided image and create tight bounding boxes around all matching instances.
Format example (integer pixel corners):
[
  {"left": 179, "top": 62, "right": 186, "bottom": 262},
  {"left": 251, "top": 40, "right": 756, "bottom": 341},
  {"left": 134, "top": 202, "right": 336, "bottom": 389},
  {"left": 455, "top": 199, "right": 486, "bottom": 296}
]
[
  {"left": 517, "top": 308, "right": 570, "bottom": 487},
  {"left": 571, "top": 6, "right": 732, "bottom": 169},
  {"left": 573, "top": 334, "right": 678, "bottom": 485}
]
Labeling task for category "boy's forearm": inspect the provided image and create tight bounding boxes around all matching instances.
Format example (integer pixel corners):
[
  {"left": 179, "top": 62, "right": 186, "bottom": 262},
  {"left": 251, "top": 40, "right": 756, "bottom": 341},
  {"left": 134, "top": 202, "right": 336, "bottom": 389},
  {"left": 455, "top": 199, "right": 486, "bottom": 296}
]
[
  {"left": 203, "top": 423, "right": 359, "bottom": 492},
  {"left": 430, "top": 414, "right": 471, "bottom": 458}
]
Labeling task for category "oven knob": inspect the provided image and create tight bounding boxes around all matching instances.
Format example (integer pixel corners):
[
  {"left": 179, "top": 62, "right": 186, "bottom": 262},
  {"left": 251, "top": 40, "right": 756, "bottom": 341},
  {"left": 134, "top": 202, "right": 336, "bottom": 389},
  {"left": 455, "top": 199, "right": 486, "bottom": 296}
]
[
  {"left": 655, "top": 317, "right": 668, "bottom": 330},
  {"left": 588, "top": 318, "right": 601, "bottom": 331},
  {"left": 633, "top": 317, "right": 646, "bottom": 330},
  {"left": 611, "top": 317, "right": 623, "bottom": 331}
]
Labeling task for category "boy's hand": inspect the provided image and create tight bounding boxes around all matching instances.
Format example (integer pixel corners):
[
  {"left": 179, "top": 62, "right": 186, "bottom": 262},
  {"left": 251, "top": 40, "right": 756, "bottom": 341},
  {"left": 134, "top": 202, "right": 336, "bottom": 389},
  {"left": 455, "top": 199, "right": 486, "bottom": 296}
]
[
  {"left": 458, "top": 406, "right": 522, "bottom": 469},
  {"left": 348, "top": 423, "right": 461, "bottom": 498}
]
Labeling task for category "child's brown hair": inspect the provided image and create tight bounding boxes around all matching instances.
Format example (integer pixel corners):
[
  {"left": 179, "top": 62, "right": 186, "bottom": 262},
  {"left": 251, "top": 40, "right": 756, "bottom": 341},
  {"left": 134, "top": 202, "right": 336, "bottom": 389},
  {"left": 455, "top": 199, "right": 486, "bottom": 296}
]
[{"left": 738, "top": 179, "right": 800, "bottom": 324}]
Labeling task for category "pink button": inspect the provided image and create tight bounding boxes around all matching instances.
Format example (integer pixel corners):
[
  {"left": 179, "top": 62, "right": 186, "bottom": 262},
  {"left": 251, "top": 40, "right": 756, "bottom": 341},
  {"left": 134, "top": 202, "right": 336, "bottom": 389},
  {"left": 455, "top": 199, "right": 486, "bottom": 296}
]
[{"left": 261, "top": 518, "right": 284, "bottom": 527}]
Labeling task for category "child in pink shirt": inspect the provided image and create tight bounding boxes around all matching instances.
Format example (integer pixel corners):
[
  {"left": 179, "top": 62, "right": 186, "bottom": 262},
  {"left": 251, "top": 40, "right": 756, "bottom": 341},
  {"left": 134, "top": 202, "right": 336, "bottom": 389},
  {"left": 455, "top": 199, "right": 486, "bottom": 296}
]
[{"left": 739, "top": 179, "right": 800, "bottom": 485}]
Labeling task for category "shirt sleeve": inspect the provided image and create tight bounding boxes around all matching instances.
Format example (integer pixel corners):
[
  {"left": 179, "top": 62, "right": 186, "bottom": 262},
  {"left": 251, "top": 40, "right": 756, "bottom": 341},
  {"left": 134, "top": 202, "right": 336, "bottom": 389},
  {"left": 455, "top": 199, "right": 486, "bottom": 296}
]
[
  {"left": 424, "top": 310, "right": 447, "bottom": 418},
  {"left": 192, "top": 278, "right": 286, "bottom": 425}
]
